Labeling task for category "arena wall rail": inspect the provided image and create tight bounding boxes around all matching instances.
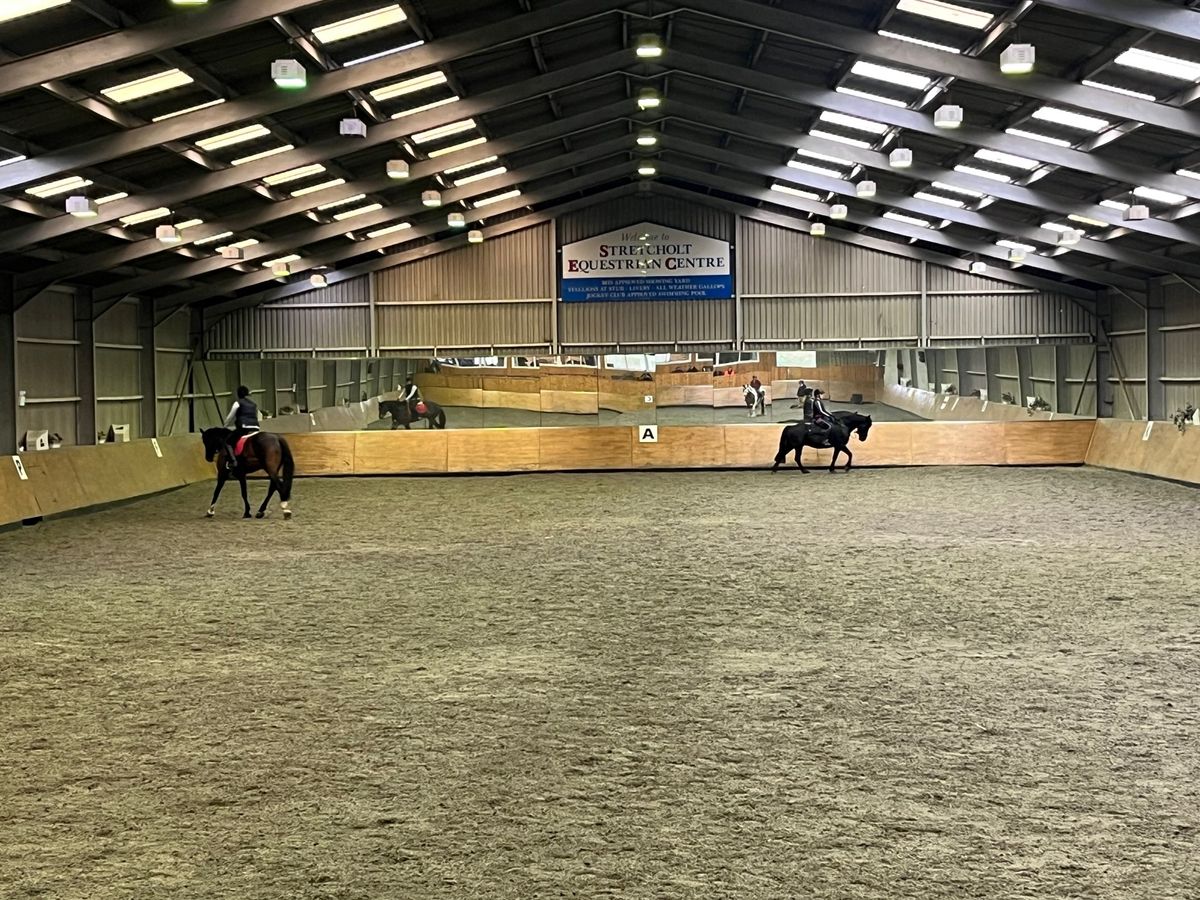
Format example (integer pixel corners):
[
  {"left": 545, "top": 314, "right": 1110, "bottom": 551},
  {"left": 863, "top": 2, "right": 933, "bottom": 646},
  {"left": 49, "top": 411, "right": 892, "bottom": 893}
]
[{"left": 1085, "top": 419, "right": 1200, "bottom": 486}]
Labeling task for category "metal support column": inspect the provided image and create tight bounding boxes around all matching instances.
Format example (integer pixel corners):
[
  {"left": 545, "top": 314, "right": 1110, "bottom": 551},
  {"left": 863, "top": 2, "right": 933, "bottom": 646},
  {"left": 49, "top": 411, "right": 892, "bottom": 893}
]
[
  {"left": 1053, "top": 344, "right": 1071, "bottom": 415},
  {"left": 75, "top": 289, "right": 96, "bottom": 444},
  {"left": 367, "top": 272, "right": 378, "bottom": 359},
  {"left": 1146, "top": 279, "right": 1166, "bottom": 422},
  {"left": 734, "top": 215, "right": 744, "bottom": 349},
  {"left": 137, "top": 298, "right": 157, "bottom": 438},
  {"left": 1094, "top": 290, "right": 1113, "bottom": 418},
  {"left": 1015, "top": 345, "right": 1034, "bottom": 408},
  {"left": 0, "top": 274, "right": 16, "bottom": 454},
  {"left": 918, "top": 261, "right": 929, "bottom": 348}
]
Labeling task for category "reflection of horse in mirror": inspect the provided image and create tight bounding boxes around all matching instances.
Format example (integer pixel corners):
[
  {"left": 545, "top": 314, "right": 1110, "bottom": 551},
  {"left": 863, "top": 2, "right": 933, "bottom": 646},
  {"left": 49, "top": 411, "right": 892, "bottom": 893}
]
[
  {"left": 742, "top": 384, "right": 766, "bottom": 418},
  {"left": 200, "top": 428, "right": 295, "bottom": 519},
  {"left": 772, "top": 412, "right": 872, "bottom": 474},
  {"left": 379, "top": 398, "right": 447, "bottom": 430}
]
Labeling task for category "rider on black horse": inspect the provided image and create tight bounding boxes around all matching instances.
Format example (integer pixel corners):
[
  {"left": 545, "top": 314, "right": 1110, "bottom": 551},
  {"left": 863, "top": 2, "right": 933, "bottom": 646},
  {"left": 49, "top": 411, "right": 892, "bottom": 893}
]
[
  {"left": 401, "top": 374, "right": 422, "bottom": 419},
  {"left": 224, "top": 385, "right": 260, "bottom": 472},
  {"left": 810, "top": 388, "right": 834, "bottom": 435}
]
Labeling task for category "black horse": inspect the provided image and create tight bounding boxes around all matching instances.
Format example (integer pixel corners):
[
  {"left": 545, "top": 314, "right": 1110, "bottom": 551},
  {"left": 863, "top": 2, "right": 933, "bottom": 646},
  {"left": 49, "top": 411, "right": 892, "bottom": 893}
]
[
  {"left": 379, "top": 398, "right": 447, "bottom": 430},
  {"left": 772, "top": 412, "right": 872, "bottom": 474},
  {"left": 200, "top": 428, "right": 295, "bottom": 519}
]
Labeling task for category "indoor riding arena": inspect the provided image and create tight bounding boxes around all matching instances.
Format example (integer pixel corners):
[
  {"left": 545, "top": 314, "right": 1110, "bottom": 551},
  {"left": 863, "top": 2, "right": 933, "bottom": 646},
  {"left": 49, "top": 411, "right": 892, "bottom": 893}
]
[{"left": 2, "top": 2, "right": 1199, "bottom": 899}]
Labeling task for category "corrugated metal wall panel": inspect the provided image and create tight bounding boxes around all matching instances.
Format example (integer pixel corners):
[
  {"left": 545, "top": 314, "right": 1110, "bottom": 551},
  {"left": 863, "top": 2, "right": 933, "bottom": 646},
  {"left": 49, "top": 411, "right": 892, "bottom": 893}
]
[
  {"left": 926, "top": 265, "right": 1035, "bottom": 294},
  {"left": 273, "top": 276, "right": 369, "bottom": 307},
  {"left": 1109, "top": 290, "right": 1144, "bottom": 332},
  {"left": 375, "top": 223, "right": 553, "bottom": 302},
  {"left": 156, "top": 308, "right": 190, "bottom": 349},
  {"left": 559, "top": 300, "right": 733, "bottom": 351},
  {"left": 557, "top": 195, "right": 734, "bottom": 244},
  {"left": 377, "top": 301, "right": 553, "bottom": 353},
  {"left": 741, "top": 220, "right": 919, "bottom": 295},
  {"left": 208, "top": 306, "right": 369, "bottom": 353},
  {"left": 930, "top": 292, "right": 1092, "bottom": 343},
  {"left": 94, "top": 299, "right": 139, "bottom": 344},
  {"left": 14, "top": 289, "right": 74, "bottom": 340},
  {"left": 743, "top": 296, "right": 918, "bottom": 347},
  {"left": 1161, "top": 282, "right": 1200, "bottom": 412}
]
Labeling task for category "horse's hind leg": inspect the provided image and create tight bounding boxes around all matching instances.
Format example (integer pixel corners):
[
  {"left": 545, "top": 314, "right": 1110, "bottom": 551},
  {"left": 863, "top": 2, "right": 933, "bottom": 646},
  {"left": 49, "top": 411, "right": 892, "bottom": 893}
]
[
  {"left": 206, "top": 473, "right": 227, "bottom": 518},
  {"left": 238, "top": 475, "right": 252, "bottom": 518},
  {"left": 829, "top": 447, "right": 840, "bottom": 473},
  {"left": 256, "top": 476, "right": 277, "bottom": 519}
]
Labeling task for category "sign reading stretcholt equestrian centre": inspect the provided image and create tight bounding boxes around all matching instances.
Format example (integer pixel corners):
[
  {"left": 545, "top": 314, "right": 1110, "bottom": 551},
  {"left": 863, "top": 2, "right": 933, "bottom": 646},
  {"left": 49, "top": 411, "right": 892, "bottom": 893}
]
[{"left": 561, "top": 222, "right": 732, "bottom": 302}]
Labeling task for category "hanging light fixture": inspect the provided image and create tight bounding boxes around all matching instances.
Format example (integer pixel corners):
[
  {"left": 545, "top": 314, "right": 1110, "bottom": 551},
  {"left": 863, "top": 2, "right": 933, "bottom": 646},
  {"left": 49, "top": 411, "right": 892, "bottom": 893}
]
[
  {"left": 829, "top": 203, "right": 848, "bottom": 220},
  {"left": 1057, "top": 228, "right": 1082, "bottom": 246},
  {"left": 934, "top": 104, "right": 964, "bottom": 128},
  {"left": 271, "top": 262, "right": 291, "bottom": 278},
  {"left": 969, "top": 260, "right": 987, "bottom": 275},
  {"left": 638, "top": 163, "right": 657, "bottom": 176},
  {"left": 637, "top": 88, "right": 661, "bottom": 109},
  {"left": 339, "top": 117, "right": 367, "bottom": 137},
  {"left": 635, "top": 34, "right": 663, "bottom": 58},
  {"left": 1008, "top": 246, "right": 1026, "bottom": 263},
  {"left": 309, "top": 273, "right": 328, "bottom": 288},
  {"left": 271, "top": 59, "right": 306, "bottom": 89},
  {"left": 856, "top": 180, "right": 876, "bottom": 198},
  {"left": 1124, "top": 204, "right": 1150, "bottom": 221},
  {"left": 447, "top": 212, "right": 466, "bottom": 228},
  {"left": 636, "top": 131, "right": 658, "bottom": 147},
  {"left": 1000, "top": 43, "right": 1036, "bottom": 75},
  {"left": 889, "top": 147, "right": 913, "bottom": 168},
  {"left": 220, "top": 246, "right": 244, "bottom": 260},
  {"left": 387, "top": 159, "right": 410, "bottom": 179},
  {"left": 468, "top": 229, "right": 484, "bottom": 243},
  {"left": 155, "top": 224, "right": 181, "bottom": 244},
  {"left": 421, "top": 190, "right": 442, "bottom": 207},
  {"left": 810, "top": 222, "right": 826, "bottom": 237},
  {"left": 65, "top": 195, "right": 98, "bottom": 218}
]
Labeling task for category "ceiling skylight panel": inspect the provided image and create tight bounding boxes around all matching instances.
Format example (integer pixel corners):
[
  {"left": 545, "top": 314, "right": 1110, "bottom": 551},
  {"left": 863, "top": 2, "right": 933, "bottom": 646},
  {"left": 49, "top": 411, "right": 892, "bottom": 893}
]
[
  {"left": 101, "top": 69, "right": 194, "bottom": 104},
  {"left": 1067, "top": 214, "right": 1108, "bottom": 228},
  {"left": 366, "top": 222, "right": 412, "bottom": 239},
  {"left": 883, "top": 211, "right": 931, "bottom": 227},
  {"left": 1134, "top": 185, "right": 1187, "bottom": 205},
  {"left": 473, "top": 189, "right": 521, "bottom": 208},
  {"left": 312, "top": 5, "right": 407, "bottom": 44},
  {"left": 345, "top": 40, "right": 424, "bottom": 67},
  {"left": 412, "top": 119, "right": 477, "bottom": 144},
  {"left": 426, "top": 137, "right": 488, "bottom": 158},
  {"left": 390, "top": 96, "right": 460, "bottom": 119},
  {"left": 443, "top": 155, "right": 499, "bottom": 175},
  {"left": 262, "top": 254, "right": 302, "bottom": 269},
  {"left": 290, "top": 179, "right": 347, "bottom": 197},
  {"left": 818, "top": 110, "right": 889, "bottom": 134},
  {"left": 895, "top": 0, "right": 993, "bottom": 29},
  {"left": 996, "top": 239, "right": 1036, "bottom": 252},
  {"left": 453, "top": 166, "right": 507, "bottom": 186},
  {"left": 119, "top": 207, "right": 170, "bottom": 226},
  {"left": 0, "top": 0, "right": 70, "bottom": 24},
  {"left": 1100, "top": 199, "right": 1129, "bottom": 211},
  {"left": 1005, "top": 127, "right": 1072, "bottom": 147},
  {"left": 809, "top": 129, "right": 872, "bottom": 149},
  {"left": 1081, "top": 80, "right": 1157, "bottom": 102},
  {"left": 194, "top": 231, "right": 234, "bottom": 246},
  {"left": 877, "top": 30, "right": 962, "bottom": 54},
  {"left": 953, "top": 164, "right": 1012, "bottom": 183},
  {"left": 26, "top": 175, "right": 92, "bottom": 198},
  {"left": 264, "top": 164, "right": 326, "bottom": 186},
  {"left": 196, "top": 124, "right": 271, "bottom": 151},
  {"left": 913, "top": 191, "right": 966, "bottom": 208},
  {"left": 232, "top": 144, "right": 295, "bottom": 166},
  {"left": 1114, "top": 48, "right": 1200, "bottom": 82},
  {"left": 333, "top": 203, "right": 384, "bottom": 221},
  {"left": 789, "top": 159, "right": 846, "bottom": 178},
  {"left": 769, "top": 183, "right": 822, "bottom": 201},
  {"left": 370, "top": 71, "right": 448, "bottom": 102},
  {"left": 849, "top": 61, "right": 932, "bottom": 91},
  {"left": 835, "top": 87, "right": 909, "bottom": 108},
  {"left": 973, "top": 148, "right": 1038, "bottom": 170},
  {"left": 95, "top": 192, "right": 128, "bottom": 205},
  {"left": 151, "top": 98, "right": 225, "bottom": 122},
  {"left": 1030, "top": 106, "right": 1109, "bottom": 132},
  {"left": 317, "top": 193, "right": 366, "bottom": 211}
]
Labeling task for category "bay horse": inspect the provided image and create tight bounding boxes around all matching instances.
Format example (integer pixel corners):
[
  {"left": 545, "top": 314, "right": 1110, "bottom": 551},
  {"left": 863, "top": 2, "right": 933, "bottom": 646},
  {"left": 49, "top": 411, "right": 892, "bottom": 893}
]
[
  {"left": 742, "top": 384, "right": 766, "bottom": 417},
  {"left": 772, "top": 412, "right": 872, "bottom": 474},
  {"left": 200, "top": 428, "right": 295, "bottom": 519},
  {"left": 378, "top": 398, "right": 447, "bottom": 430}
]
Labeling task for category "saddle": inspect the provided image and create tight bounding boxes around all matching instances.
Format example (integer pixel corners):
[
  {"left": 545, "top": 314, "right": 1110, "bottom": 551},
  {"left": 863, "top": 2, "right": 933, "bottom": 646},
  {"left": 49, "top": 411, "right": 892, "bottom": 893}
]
[
  {"left": 234, "top": 434, "right": 253, "bottom": 457},
  {"left": 414, "top": 400, "right": 428, "bottom": 415}
]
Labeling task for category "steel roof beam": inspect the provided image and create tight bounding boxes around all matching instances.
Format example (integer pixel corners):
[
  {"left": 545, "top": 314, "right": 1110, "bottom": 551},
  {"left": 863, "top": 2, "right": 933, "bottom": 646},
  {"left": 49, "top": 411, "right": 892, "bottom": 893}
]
[
  {"left": 1031, "top": 0, "right": 1200, "bottom": 43},
  {"left": 0, "top": 0, "right": 619, "bottom": 192},
  {"left": 203, "top": 183, "right": 643, "bottom": 319},
  {"left": 16, "top": 101, "right": 632, "bottom": 292},
  {"left": 0, "top": 51, "right": 628, "bottom": 254}
]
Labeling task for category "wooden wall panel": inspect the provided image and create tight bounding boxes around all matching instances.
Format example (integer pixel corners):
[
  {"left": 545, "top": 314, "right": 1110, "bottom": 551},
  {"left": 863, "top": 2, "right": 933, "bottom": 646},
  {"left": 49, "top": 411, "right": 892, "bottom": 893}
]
[
  {"left": 0, "top": 460, "right": 42, "bottom": 526},
  {"left": 632, "top": 427, "right": 727, "bottom": 468},
  {"left": 538, "top": 428, "right": 632, "bottom": 470},
  {"left": 447, "top": 429, "right": 540, "bottom": 472},
  {"left": 354, "top": 431, "right": 447, "bottom": 474},
  {"left": 1086, "top": 419, "right": 1200, "bottom": 486},
  {"left": 287, "top": 433, "right": 356, "bottom": 475},
  {"left": 1004, "top": 421, "right": 1095, "bottom": 465}
]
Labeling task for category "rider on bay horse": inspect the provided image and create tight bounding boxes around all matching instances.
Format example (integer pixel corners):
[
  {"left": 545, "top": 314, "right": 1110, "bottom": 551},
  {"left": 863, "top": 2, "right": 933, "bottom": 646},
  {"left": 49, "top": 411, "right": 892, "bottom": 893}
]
[
  {"left": 223, "top": 385, "right": 260, "bottom": 472},
  {"left": 401, "top": 374, "right": 423, "bottom": 419}
]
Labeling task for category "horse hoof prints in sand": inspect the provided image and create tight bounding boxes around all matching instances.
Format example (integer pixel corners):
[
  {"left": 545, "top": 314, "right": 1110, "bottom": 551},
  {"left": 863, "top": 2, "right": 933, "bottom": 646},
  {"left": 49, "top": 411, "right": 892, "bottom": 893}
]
[
  {"left": 772, "top": 412, "right": 872, "bottom": 474},
  {"left": 201, "top": 429, "right": 296, "bottom": 519}
]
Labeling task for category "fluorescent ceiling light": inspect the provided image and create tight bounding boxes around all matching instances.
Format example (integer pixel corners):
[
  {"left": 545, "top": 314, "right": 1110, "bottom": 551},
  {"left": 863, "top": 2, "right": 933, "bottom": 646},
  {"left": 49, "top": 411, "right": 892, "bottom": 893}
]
[
  {"left": 796, "top": 149, "right": 851, "bottom": 167},
  {"left": 262, "top": 254, "right": 302, "bottom": 269},
  {"left": 1114, "top": 48, "right": 1200, "bottom": 82},
  {"left": 849, "top": 60, "right": 931, "bottom": 90},
  {"left": 896, "top": 0, "right": 993, "bottom": 30},
  {"left": 443, "top": 155, "right": 498, "bottom": 175},
  {"left": 317, "top": 193, "right": 366, "bottom": 210},
  {"left": 1030, "top": 106, "right": 1109, "bottom": 132},
  {"left": 389, "top": 95, "right": 460, "bottom": 119},
  {"left": 333, "top": 203, "right": 383, "bottom": 221},
  {"left": 176, "top": 219, "right": 203, "bottom": 229},
  {"left": 808, "top": 128, "right": 871, "bottom": 149},
  {"left": 411, "top": 119, "right": 477, "bottom": 144},
  {"left": 313, "top": 5, "right": 406, "bottom": 44},
  {"left": 930, "top": 180, "right": 984, "bottom": 198},
  {"left": 835, "top": 86, "right": 909, "bottom": 108},
  {"left": 883, "top": 211, "right": 931, "bottom": 227},
  {"left": 1081, "top": 80, "right": 1157, "bottom": 102},
  {"left": 913, "top": 191, "right": 966, "bottom": 208},
  {"left": 877, "top": 30, "right": 962, "bottom": 54},
  {"left": 769, "top": 183, "right": 822, "bottom": 201},
  {"left": 369, "top": 71, "right": 448, "bottom": 101},
  {"left": 95, "top": 192, "right": 129, "bottom": 205},
  {"left": 953, "top": 164, "right": 1012, "bottom": 183},
  {"left": 194, "top": 231, "right": 234, "bottom": 245},
  {"left": 119, "top": 207, "right": 170, "bottom": 226},
  {"left": 1005, "top": 127, "right": 1071, "bottom": 147},
  {"left": 151, "top": 98, "right": 225, "bottom": 122},
  {"left": 427, "top": 137, "right": 488, "bottom": 158},
  {"left": 453, "top": 166, "right": 506, "bottom": 186},
  {"left": 974, "top": 148, "right": 1038, "bottom": 170},
  {"left": 345, "top": 40, "right": 424, "bottom": 67},
  {"left": 1099, "top": 199, "right": 1129, "bottom": 211},
  {"left": 1176, "top": 168, "right": 1200, "bottom": 181},
  {"left": 788, "top": 160, "right": 845, "bottom": 178},
  {"left": 997, "top": 239, "right": 1036, "bottom": 252},
  {"left": 366, "top": 222, "right": 412, "bottom": 239},
  {"left": 101, "top": 69, "right": 194, "bottom": 104},
  {"left": 264, "top": 164, "right": 326, "bottom": 186},
  {"left": 818, "top": 110, "right": 889, "bottom": 134},
  {"left": 290, "top": 178, "right": 347, "bottom": 197},
  {"left": 196, "top": 124, "right": 271, "bottom": 150},
  {"left": 1134, "top": 185, "right": 1187, "bottom": 205},
  {"left": 472, "top": 189, "right": 521, "bottom": 208},
  {"left": 26, "top": 176, "right": 92, "bottom": 198},
  {"left": 1040, "top": 221, "right": 1073, "bottom": 233},
  {"left": 0, "top": 155, "right": 27, "bottom": 167},
  {"left": 232, "top": 144, "right": 294, "bottom": 166},
  {"left": 0, "top": 0, "right": 71, "bottom": 24},
  {"left": 1067, "top": 214, "right": 1108, "bottom": 228}
]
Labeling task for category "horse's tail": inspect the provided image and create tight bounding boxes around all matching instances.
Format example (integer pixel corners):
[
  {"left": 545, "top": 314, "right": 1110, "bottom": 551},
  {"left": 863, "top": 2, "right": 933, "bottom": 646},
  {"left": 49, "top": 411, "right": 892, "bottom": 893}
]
[
  {"left": 434, "top": 407, "right": 446, "bottom": 429},
  {"left": 279, "top": 437, "right": 295, "bottom": 501}
]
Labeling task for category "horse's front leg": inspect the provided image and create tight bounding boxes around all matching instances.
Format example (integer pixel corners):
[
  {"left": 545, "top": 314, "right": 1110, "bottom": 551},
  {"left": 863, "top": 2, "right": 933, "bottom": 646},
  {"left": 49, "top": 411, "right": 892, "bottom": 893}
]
[
  {"left": 207, "top": 472, "right": 227, "bottom": 517},
  {"left": 796, "top": 445, "right": 809, "bottom": 474},
  {"left": 238, "top": 474, "right": 252, "bottom": 518},
  {"left": 843, "top": 446, "right": 853, "bottom": 471},
  {"left": 828, "top": 446, "right": 840, "bottom": 473}
]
